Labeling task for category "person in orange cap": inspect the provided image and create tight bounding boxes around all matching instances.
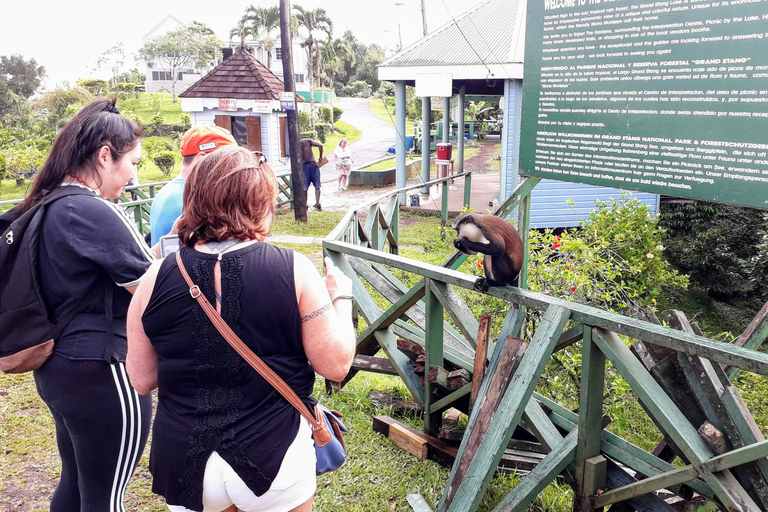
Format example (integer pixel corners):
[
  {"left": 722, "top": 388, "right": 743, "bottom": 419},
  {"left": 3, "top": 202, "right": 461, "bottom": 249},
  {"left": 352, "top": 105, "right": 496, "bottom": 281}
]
[{"left": 149, "top": 125, "right": 237, "bottom": 246}]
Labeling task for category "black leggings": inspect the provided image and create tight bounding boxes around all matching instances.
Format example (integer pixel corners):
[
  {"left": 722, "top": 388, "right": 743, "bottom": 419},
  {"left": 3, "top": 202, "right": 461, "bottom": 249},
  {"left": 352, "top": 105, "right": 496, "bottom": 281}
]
[{"left": 34, "top": 354, "right": 152, "bottom": 512}]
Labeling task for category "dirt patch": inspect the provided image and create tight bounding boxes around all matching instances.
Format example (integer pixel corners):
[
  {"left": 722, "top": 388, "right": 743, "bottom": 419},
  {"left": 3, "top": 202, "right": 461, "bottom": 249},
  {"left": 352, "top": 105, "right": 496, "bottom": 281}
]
[
  {"left": 1, "top": 463, "right": 57, "bottom": 511},
  {"left": 463, "top": 141, "right": 501, "bottom": 174}
]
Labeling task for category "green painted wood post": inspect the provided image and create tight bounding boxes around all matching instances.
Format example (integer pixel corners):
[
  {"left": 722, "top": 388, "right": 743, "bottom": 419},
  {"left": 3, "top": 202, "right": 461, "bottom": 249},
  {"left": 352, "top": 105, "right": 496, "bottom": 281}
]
[
  {"left": 492, "top": 428, "right": 580, "bottom": 512},
  {"left": 424, "top": 278, "right": 445, "bottom": 436},
  {"left": 440, "top": 305, "right": 571, "bottom": 512},
  {"left": 574, "top": 326, "right": 607, "bottom": 511},
  {"left": 592, "top": 328, "right": 760, "bottom": 510},
  {"left": 463, "top": 173, "right": 472, "bottom": 210},
  {"left": 516, "top": 186, "right": 532, "bottom": 291},
  {"left": 442, "top": 178, "right": 449, "bottom": 226}
]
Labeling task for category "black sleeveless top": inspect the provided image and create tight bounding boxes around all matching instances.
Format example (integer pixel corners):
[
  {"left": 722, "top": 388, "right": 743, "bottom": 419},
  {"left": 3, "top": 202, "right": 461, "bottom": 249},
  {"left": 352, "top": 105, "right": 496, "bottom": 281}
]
[{"left": 142, "top": 243, "right": 315, "bottom": 511}]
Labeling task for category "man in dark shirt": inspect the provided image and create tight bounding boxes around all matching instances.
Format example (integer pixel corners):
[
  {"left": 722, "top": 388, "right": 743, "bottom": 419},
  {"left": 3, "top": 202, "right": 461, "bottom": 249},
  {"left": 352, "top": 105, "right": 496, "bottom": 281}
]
[{"left": 300, "top": 138, "right": 324, "bottom": 211}]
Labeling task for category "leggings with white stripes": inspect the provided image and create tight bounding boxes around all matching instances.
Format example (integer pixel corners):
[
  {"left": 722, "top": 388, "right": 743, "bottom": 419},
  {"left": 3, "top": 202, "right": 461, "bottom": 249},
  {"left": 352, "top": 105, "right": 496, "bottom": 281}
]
[{"left": 34, "top": 354, "right": 152, "bottom": 512}]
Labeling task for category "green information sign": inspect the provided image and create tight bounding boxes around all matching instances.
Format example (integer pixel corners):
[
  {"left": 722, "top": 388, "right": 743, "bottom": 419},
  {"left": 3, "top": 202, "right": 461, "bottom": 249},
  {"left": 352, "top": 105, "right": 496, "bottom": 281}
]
[{"left": 520, "top": 0, "right": 768, "bottom": 208}]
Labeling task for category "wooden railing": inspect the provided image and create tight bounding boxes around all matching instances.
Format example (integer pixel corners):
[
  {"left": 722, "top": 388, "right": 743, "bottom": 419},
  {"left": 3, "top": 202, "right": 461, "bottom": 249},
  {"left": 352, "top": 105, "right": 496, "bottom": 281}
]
[
  {"left": 2, "top": 171, "right": 296, "bottom": 230},
  {"left": 323, "top": 177, "right": 768, "bottom": 511}
]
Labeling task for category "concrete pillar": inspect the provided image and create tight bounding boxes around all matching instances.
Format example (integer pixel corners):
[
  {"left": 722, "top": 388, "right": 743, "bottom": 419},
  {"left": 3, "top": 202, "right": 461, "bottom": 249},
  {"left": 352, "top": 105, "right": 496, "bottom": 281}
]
[
  {"left": 395, "top": 80, "right": 407, "bottom": 204},
  {"left": 421, "top": 96, "right": 431, "bottom": 193},
  {"left": 442, "top": 96, "right": 450, "bottom": 144},
  {"left": 457, "top": 85, "right": 466, "bottom": 173}
]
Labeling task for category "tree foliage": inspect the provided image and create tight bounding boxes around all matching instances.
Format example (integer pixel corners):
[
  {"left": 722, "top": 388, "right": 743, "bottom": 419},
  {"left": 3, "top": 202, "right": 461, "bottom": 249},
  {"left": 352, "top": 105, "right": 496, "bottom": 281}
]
[
  {"left": 95, "top": 43, "right": 126, "bottom": 93},
  {"left": 139, "top": 23, "right": 222, "bottom": 102},
  {"left": 294, "top": 5, "right": 333, "bottom": 129},
  {"left": 0, "top": 54, "right": 46, "bottom": 126}
]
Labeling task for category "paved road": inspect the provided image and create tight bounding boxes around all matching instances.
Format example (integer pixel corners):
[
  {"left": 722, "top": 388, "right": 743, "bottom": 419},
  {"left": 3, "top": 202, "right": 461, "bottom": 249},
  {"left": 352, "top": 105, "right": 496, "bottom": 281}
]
[{"left": 313, "top": 98, "right": 401, "bottom": 211}]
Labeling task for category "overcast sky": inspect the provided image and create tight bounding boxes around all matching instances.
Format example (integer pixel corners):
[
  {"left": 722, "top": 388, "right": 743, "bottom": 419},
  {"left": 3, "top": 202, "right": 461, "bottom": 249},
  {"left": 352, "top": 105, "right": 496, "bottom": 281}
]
[{"left": 1, "top": 0, "right": 481, "bottom": 91}]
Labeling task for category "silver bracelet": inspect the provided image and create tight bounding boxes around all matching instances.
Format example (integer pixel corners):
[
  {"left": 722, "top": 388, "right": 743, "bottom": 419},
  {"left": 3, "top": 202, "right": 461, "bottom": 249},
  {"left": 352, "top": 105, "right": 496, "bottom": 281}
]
[{"left": 331, "top": 294, "right": 354, "bottom": 303}]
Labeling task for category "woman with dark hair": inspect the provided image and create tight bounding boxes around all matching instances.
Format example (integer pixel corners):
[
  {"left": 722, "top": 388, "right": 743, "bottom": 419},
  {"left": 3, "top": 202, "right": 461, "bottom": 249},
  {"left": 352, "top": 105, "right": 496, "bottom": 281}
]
[
  {"left": 17, "top": 98, "right": 156, "bottom": 511},
  {"left": 127, "top": 147, "right": 356, "bottom": 512}
]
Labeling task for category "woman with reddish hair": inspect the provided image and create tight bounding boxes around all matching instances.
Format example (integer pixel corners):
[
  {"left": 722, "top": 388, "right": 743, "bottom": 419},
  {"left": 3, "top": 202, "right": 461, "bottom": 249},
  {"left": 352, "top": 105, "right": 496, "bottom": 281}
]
[{"left": 127, "top": 147, "right": 356, "bottom": 512}]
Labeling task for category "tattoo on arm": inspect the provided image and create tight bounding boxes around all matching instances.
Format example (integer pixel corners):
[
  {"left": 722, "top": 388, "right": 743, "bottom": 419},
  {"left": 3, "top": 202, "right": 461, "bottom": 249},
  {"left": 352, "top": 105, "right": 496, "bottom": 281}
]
[{"left": 300, "top": 303, "right": 332, "bottom": 323}]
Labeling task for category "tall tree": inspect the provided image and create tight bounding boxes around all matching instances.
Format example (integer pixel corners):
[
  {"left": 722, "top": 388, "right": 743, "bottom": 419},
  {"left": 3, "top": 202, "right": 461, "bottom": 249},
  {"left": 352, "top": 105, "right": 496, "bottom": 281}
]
[
  {"left": 139, "top": 22, "right": 222, "bottom": 102},
  {"left": 320, "top": 38, "right": 353, "bottom": 126},
  {"left": 255, "top": 6, "right": 281, "bottom": 68},
  {"left": 293, "top": 5, "right": 333, "bottom": 129},
  {"left": 0, "top": 54, "right": 46, "bottom": 124},
  {"left": 95, "top": 43, "right": 126, "bottom": 93},
  {"left": 230, "top": 13, "right": 261, "bottom": 49}
]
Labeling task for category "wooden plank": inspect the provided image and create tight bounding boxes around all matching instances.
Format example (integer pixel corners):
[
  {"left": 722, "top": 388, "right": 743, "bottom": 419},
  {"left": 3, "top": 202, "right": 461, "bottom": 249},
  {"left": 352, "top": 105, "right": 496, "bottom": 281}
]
[
  {"left": 592, "top": 328, "right": 760, "bottom": 511},
  {"left": 429, "top": 384, "right": 471, "bottom": 414},
  {"left": 490, "top": 427, "right": 578, "bottom": 512},
  {"left": 727, "top": 300, "right": 768, "bottom": 379},
  {"left": 323, "top": 240, "right": 768, "bottom": 376},
  {"left": 441, "top": 336, "right": 529, "bottom": 510},
  {"left": 429, "top": 281, "right": 480, "bottom": 349},
  {"left": 600, "top": 457, "right": 678, "bottom": 512},
  {"left": 424, "top": 279, "right": 445, "bottom": 434},
  {"left": 406, "top": 493, "right": 434, "bottom": 512},
  {"left": 441, "top": 305, "right": 570, "bottom": 512},
  {"left": 351, "top": 355, "right": 397, "bottom": 375},
  {"left": 593, "top": 439, "right": 768, "bottom": 508},
  {"left": 350, "top": 258, "right": 474, "bottom": 370},
  {"left": 665, "top": 309, "right": 768, "bottom": 508},
  {"left": 536, "top": 392, "right": 715, "bottom": 499},
  {"left": 575, "top": 326, "right": 607, "bottom": 511},
  {"left": 356, "top": 280, "right": 427, "bottom": 352},
  {"left": 391, "top": 422, "right": 429, "bottom": 459},
  {"left": 471, "top": 315, "right": 492, "bottom": 405},
  {"left": 583, "top": 455, "right": 607, "bottom": 512},
  {"left": 373, "top": 415, "right": 399, "bottom": 436},
  {"left": 553, "top": 325, "right": 584, "bottom": 353}
]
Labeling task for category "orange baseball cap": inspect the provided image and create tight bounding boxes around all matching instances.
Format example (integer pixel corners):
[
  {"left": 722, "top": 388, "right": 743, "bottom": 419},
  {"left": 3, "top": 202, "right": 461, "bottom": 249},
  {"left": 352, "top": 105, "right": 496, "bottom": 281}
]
[{"left": 180, "top": 125, "right": 237, "bottom": 156}]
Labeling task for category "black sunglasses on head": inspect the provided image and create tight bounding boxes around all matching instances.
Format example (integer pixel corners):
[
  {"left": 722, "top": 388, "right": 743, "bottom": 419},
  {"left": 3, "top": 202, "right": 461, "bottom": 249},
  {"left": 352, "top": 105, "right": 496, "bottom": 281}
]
[{"left": 251, "top": 151, "right": 267, "bottom": 165}]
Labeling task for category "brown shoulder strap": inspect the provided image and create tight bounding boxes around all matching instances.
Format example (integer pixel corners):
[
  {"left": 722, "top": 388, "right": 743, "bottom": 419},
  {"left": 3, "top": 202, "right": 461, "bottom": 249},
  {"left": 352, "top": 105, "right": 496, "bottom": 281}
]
[{"left": 174, "top": 251, "right": 320, "bottom": 430}]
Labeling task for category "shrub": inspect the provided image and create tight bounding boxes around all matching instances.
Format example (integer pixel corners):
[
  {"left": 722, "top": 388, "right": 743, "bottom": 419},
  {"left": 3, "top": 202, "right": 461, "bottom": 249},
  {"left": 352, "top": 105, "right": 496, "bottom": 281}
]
[
  {"left": 524, "top": 193, "right": 688, "bottom": 314},
  {"left": 659, "top": 202, "right": 764, "bottom": 299},
  {"left": 77, "top": 78, "right": 109, "bottom": 96},
  {"left": 181, "top": 113, "right": 191, "bottom": 130},
  {"left": 298, "top": 111, "right": 311, "bottom": 132},
  {"left": 300, "top": 130, "right": 318, "bottom": 141},
  {"left": 314, "top": 122, "right": 331, "bottom": 143},
  {"left": 153, "top": 150, "right": 177, "bottom": 176},
  {"left": 319, "top": 106, "right": 332, "bottom": 124},
  {"left": 333, "top": 106, "right": 343, "bottom": 122}
]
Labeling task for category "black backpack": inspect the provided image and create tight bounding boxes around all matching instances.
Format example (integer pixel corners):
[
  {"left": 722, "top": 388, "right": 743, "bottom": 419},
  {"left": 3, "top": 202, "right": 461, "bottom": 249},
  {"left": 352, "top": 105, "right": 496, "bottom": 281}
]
[{"left": 0, "top": 186, "right": 93, "bottom": 373}]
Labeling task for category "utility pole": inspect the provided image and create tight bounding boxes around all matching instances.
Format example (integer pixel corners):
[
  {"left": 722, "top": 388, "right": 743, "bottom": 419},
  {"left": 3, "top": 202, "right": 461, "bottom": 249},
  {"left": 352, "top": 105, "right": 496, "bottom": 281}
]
[
  {"left": 421, "top": 0, "right": 428, "bottom": 36},
  {"left": 280, "top": 0, "right": 307, "bottom": 222}
]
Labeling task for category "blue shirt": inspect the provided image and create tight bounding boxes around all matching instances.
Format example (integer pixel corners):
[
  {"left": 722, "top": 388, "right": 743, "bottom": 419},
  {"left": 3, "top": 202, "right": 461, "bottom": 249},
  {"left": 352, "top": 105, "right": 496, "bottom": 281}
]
[{"left": 150, "top": 177, "right": 185, "bottom": 246}]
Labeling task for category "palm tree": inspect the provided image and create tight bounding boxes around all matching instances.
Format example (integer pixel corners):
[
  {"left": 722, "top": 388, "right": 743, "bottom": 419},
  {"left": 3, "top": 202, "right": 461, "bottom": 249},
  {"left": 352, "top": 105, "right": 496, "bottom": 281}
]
[
  {"left": 230, "top": 13, "right": 261, "bottom": 50},
  {"left": 257, "top": 6, "right": 281, "bottom": 68},
  {"left": 320, "top": 38, "right": 354, "bottom": 128},
  {"left": 293, "top": 5, "right": 333, "bottom": 130}
]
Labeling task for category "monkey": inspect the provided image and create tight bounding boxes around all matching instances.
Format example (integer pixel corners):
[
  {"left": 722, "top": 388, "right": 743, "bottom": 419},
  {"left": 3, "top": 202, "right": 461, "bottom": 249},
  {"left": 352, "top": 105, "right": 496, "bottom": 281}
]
[{"left": 451, "top": 212, "right": 524, "bottom": 293}]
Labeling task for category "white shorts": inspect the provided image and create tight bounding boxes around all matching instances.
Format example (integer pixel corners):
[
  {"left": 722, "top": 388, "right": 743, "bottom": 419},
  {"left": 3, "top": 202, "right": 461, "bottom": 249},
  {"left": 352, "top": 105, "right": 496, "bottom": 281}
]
[{"left": 167, "top": 418, "right": 317, "bottom": 512}]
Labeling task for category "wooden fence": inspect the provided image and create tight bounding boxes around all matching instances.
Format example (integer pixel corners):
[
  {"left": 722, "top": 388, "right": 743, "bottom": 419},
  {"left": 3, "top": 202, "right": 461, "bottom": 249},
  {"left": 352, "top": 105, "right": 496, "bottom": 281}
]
[{"left": 323, "top": 177, "right": 768, "bottom": 511}]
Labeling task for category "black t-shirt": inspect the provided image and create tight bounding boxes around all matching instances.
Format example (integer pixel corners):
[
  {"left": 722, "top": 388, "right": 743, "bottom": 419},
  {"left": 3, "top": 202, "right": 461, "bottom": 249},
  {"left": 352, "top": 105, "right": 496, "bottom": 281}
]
[
  {"left": 142, "top": 243, "right": 314, "bottom": 510},
  {"left": 39, "top": 185, "right": 155, "bottom": 361}
]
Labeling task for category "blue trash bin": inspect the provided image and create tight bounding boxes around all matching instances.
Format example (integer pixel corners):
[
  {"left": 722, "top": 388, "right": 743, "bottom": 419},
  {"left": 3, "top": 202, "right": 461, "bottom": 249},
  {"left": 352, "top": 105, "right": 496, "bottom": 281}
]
[{"left": 405, "top": 135, "right": 415, "bottom": 150}]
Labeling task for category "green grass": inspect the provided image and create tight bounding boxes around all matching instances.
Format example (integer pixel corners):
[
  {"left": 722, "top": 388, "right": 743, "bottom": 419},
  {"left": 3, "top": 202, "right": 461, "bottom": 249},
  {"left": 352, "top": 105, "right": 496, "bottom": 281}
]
[
  {"left": 369, "top": 97, "right": 416, "bottom": 134},
  {"left": 322, "top": 120, "right": 362, "bottom": 157},
  {"left": 117, "top": 93, "right": 184, "bottom": 125},
  {"left": 5, "top": 208, "right": 768, "bottom": 510},
  {"left": 359, "top": 146, "right": 482, "bottom": 172}
]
